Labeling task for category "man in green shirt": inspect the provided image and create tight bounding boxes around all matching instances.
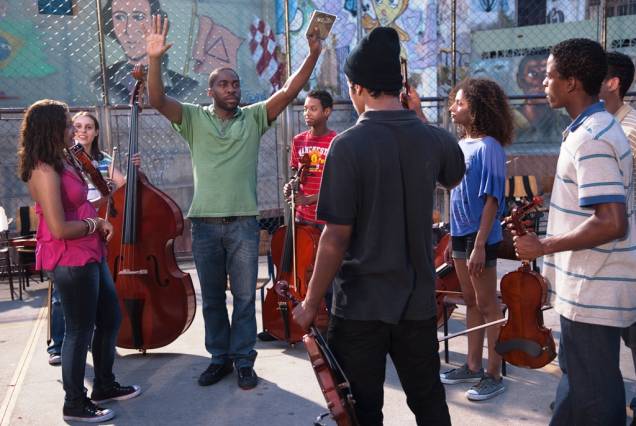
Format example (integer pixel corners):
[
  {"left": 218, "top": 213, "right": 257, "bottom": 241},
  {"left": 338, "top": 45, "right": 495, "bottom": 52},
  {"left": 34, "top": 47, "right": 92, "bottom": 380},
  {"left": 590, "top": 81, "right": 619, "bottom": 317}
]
[{"left": 146, "top": 15, "right": 322, "bottom": 390}]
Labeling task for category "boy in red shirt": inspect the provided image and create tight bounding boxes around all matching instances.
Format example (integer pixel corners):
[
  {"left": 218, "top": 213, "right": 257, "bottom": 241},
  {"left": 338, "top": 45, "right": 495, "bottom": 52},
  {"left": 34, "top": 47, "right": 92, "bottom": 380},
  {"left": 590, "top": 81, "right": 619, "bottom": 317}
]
[{"left": 284, "top": 90, "right": 336, "bottom": 223}]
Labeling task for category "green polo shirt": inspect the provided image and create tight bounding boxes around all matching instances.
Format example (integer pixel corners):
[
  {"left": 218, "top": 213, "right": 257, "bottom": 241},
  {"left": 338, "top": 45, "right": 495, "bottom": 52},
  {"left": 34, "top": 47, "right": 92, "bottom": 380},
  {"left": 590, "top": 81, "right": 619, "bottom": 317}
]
[{"left": 172, "top": 101, "right": 271, "bottom": 217}]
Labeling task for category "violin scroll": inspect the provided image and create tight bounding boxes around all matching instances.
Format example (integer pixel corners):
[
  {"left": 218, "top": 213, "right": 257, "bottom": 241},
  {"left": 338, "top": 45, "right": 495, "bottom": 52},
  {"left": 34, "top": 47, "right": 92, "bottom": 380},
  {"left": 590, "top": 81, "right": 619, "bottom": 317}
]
[
  {"left": 130, "top": 64, "right": 147, "bottom": 110},
  {"left": 505, "top": 196, "right": 543, "bottom": 237}
]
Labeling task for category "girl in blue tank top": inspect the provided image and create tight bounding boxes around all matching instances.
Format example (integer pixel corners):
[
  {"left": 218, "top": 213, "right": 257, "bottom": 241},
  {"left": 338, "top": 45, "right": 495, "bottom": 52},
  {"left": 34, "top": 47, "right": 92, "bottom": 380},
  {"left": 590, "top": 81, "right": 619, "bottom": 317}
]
[{"left": 440, "top": 78, "right": 513, "bottom": 402}]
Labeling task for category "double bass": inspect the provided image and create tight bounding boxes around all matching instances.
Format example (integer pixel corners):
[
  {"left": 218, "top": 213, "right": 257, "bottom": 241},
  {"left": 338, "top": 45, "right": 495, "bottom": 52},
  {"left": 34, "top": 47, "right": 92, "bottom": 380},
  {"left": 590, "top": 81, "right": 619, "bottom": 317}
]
[
  {"left": 262, "top": 154, "right": 329, "bottom": 343},
  {"left": 99, "top": 65, "right": 196, "bottom": 351},
  {"left": 275, "top": 281, "right": 359, "bottom": 426},
  {"left": 495, "top": 196, "right": 557, "bottom": 368}
]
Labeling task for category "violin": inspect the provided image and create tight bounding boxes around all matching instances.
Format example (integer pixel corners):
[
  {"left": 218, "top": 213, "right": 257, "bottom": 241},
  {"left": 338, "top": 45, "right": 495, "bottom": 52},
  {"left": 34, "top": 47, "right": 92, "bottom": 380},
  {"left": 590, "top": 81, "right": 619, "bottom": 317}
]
[
  {"left": 275, "top": 281, "right": 359, "bottom": 426},
  {"left": 262, "top": 154, "right": 328, "bottom": 343},
  {"left": 495, "top": 196, "right": 557, "bottom": 369},
  {"left": 67, "top": 143, "right": 111, "bottom": 197},
  {"left": 99, "top": 64, "right": 196, "bottom": 351}
]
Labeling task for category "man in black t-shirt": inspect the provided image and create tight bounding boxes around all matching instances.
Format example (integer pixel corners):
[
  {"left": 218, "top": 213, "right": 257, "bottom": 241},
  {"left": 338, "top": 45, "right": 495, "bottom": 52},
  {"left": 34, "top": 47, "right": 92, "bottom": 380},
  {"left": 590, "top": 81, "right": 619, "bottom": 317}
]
[{"left": 292, "top": 27, "right": 465, "bottom": 425}]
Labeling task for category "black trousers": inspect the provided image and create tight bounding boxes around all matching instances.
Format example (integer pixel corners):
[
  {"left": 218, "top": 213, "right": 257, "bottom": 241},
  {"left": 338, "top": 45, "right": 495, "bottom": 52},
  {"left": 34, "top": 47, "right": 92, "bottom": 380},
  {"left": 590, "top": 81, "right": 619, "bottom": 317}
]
[{"left": 327, "top": 316, "right": 451, "bottom": 426}]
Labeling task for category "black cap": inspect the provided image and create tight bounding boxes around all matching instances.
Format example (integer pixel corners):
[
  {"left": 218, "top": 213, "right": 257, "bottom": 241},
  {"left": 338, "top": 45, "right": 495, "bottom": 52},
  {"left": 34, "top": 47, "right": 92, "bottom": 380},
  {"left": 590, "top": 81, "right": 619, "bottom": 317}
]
[{"left": 344, "top": 27, "right": 402, "bottom": 92}]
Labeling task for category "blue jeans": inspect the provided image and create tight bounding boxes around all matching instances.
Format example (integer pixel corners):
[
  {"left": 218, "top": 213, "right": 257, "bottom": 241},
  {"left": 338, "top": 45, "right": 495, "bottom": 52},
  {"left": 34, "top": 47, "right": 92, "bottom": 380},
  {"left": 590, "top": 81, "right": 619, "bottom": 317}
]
[
  {"left": 54, "top": 259, "right": 122, "bottom": 408},
  {"left": 550, "top": 316, "right": 625, "bottom": 426},
  {"left": 191, "top": 217, "right": 259, "bottom": 368},
  {"left": 47, "top": 278, "right": 65, "bottom": 355}
]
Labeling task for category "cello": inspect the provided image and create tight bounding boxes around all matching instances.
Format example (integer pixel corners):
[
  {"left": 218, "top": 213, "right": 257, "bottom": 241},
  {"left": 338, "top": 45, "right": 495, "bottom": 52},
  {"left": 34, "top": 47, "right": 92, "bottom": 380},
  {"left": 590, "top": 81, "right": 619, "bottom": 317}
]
[
  {"left": 98, "top": 65, "right": 196, "bottom": 351},
  {"left": 432, "top": 223, "right": 461, "bottom": 328},
  {"left": 495, "top": 196, "right": 557, "bottom": 368},
  {"left": 262, "top": 154, "right": 329, "bottom": 343},
  {"left": 275, "top": 281, "right": 359, "bottom": 426}
]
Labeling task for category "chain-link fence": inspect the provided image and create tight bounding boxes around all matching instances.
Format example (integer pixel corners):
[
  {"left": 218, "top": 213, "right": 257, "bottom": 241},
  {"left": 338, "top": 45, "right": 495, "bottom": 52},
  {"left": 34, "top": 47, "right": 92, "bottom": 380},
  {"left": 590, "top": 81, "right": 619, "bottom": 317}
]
[{"left": 2, "top": 0, "right": 636, "bottom": 252}]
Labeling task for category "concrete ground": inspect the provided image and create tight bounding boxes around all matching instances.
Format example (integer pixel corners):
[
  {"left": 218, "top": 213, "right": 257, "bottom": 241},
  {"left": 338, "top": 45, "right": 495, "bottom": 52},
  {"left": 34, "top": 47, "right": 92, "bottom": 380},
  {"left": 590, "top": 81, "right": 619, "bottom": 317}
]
[{"left": 0, "top": 258, "right": 634, "bottom": 426}]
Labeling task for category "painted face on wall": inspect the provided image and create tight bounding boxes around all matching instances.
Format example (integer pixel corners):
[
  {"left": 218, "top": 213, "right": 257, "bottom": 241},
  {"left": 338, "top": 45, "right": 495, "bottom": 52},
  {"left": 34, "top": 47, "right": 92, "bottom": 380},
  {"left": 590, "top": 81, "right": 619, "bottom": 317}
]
[
  {"left": 372, "top": 0, "right": 408, "bottom": 27},
  {"left": 112, "top": 0, "right": 151, "bottom": 63},
  {"left": 518, "top": 57, "right": 548, "bottom": 95}
]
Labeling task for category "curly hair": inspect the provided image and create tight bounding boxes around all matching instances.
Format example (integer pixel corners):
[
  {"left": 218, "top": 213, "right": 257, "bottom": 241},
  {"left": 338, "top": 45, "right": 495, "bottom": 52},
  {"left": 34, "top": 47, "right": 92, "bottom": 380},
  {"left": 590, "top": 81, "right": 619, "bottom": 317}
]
[
  {"left": 18, "top": 100, "right": 69, "bottom": 182},
  {"left": 550, "top": 38, "right": 607, "bottom": 97},
  {"left": 449, "top": 78, "right": 514, "bottom": 146},
  {"left": 72, "top": 111, "right": 103, "bottom": 161}
]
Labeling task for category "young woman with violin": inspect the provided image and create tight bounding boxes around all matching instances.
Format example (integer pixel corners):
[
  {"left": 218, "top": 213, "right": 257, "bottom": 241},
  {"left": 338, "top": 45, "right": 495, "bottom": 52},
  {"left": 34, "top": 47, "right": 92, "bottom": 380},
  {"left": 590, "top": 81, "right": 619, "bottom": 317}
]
[
  {"left": 439, "top": 78, "right": 512, "bottom": 401},
  {"left": 18, "top": 99, "right": 140, "bottom": 423},
  {"left": 72, "top": 111, "right": 141, "bottom": 206}
]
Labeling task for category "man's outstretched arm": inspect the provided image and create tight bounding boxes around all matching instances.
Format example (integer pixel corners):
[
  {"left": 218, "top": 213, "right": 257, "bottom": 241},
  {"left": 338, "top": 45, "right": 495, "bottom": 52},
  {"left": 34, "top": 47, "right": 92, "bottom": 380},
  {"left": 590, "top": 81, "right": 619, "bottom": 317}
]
[{"left": 265, "top": 29, "right": 322, "bottom": 123}]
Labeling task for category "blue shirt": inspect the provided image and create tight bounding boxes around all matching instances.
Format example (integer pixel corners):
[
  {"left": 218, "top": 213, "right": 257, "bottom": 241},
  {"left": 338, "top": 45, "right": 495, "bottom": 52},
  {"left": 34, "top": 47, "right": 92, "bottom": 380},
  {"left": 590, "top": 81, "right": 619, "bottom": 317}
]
[{"left": 450, "top": 136, "right": 506, "bottom": 244}]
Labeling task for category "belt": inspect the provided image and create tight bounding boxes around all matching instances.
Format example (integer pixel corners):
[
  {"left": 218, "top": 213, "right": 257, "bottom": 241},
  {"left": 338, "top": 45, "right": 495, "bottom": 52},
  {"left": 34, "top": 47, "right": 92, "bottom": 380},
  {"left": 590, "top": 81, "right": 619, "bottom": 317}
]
[{"left": 198, "top": 216, "right": 239, "bottom": 224}]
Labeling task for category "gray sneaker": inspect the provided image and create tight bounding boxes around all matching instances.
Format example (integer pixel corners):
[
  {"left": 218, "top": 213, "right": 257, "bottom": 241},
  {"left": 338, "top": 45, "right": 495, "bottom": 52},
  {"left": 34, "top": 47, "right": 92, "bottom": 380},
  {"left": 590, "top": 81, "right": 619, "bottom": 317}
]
[
  {"left": 466, "top": 374, "right": 505, "bottom": 401},
  {"left": 440, "top": 364, "right": 484, "bottom": 384}
]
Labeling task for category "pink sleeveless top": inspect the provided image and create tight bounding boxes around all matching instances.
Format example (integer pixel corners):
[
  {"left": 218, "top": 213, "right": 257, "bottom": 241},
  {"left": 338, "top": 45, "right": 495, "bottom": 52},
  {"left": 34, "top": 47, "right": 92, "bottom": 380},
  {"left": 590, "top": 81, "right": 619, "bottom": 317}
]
[{"left": 35, "top": 167, "right": 105, "bottom": 271}]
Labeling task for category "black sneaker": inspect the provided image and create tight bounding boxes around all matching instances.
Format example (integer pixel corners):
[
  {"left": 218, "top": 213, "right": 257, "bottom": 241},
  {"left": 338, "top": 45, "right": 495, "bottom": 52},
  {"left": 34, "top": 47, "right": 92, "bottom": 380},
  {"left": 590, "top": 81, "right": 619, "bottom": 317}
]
[
  {"left": 90, "top": 382, "right": 141, "bottom": 404},
  {"left": 63, "top": 397, "right": 115, "bottom": 423},
  {"left": 257, "top": 331, "right": 277, "bottom": 342},
  {"left": 198, "top": 362, "right": 233, "bottom": 386},
  {"left": 237, "top": 366, "right": 258, "bottom": 390}
]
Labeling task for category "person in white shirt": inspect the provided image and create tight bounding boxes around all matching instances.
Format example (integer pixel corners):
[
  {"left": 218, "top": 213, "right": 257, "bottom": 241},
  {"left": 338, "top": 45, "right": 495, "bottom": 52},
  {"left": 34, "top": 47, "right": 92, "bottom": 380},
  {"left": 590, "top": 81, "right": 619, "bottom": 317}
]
[{"left": 515, "top": 38, "right": 635, "bottom": 426}]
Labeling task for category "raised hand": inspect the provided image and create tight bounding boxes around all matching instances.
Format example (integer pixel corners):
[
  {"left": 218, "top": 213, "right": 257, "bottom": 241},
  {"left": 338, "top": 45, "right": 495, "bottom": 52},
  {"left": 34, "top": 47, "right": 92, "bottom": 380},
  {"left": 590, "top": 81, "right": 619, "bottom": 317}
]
[
  {"left": 145, "top": 15, "right": 172, "bottom": 60},
  {"left": 306, "top": 26, "right": 322, "bottom": 56}
]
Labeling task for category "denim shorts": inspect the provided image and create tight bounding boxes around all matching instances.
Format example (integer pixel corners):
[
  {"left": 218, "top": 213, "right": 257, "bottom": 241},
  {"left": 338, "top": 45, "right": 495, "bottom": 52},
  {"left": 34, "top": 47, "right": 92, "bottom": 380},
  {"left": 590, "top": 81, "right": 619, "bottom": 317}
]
[{"left": 451, "top": 233, "right": 500, "bottom": 268}]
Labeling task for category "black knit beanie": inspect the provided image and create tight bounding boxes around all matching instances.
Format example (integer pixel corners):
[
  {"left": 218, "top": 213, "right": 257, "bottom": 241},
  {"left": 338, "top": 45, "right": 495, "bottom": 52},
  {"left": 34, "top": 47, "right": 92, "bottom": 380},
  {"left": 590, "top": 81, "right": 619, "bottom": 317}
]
[{"left": 344, "top": 27, "right": 402, "bottom": 92}]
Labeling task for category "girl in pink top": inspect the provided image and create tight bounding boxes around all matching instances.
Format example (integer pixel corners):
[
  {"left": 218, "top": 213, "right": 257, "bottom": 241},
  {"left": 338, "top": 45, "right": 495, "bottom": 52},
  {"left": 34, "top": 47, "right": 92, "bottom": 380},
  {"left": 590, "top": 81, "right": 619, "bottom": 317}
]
[{"left": 17, "top": 100, "right": 140, "bottom": 423}]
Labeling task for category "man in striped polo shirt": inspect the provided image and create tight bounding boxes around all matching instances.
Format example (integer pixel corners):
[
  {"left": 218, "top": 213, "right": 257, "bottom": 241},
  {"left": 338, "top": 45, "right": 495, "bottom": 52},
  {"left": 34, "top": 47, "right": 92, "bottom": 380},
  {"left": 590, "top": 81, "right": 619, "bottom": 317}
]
[
  {"left": 515, "top": 39, "right": 636, "bottom": 425},
  {"left": 599, "top": 50, "right": 636, "bottom": 413}
]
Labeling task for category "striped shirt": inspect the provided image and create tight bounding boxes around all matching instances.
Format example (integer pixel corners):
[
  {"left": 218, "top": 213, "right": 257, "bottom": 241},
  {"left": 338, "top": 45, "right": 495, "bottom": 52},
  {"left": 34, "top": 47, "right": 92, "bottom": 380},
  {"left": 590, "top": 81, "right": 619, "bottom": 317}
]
[
  {"left": 290, "top": 130, "right": 337, "bottom": 223},
  {"left": 544, "top": 102, "right": 636, "bottom": 328},
  {"left": 616, "top": 102, "right": 636, "bottom": 206},
  {"left": 86, "top": 152, "right": 113, "bottom": 203}
]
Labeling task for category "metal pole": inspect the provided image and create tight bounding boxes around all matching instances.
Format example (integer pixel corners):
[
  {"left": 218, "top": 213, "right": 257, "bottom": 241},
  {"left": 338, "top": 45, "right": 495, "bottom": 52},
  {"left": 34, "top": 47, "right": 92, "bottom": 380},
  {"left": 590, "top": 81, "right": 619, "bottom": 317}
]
[
  {"left": 450, "top": 0, "right": 457, "bottom": 88},
  {"left": 599, "top": 0, "right": 607, "bottom": 49},
  {"left": 283, "top": 0, "right": 292, "bottom": 78},
  {"left": 94, "top": 0, "right": 112, "bottom": 152},
  {"left": 356, "top": 0, "right": 363, "bottom": 41},
  {"left": 183, "top": 0, "right": 198, "bottom": 75},
  {"left": 95, "top": 0, "right": 110, "bottom": 107},
  {"left": 281, "top": 0, "right": 292, "bottom": 224}
]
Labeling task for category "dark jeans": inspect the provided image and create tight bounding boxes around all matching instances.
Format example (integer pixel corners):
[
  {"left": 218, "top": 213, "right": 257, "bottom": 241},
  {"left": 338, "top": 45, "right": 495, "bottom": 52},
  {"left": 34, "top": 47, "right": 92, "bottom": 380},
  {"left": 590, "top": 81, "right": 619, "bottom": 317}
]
[
  {"left": 327, "top": 316, "right": 450, "bottom": 426},
  {"left": 54, "top": 259, "right": 122, "bottom": 408},
  {"left": 47, "top": 278, "right": 65, "bottom": 355},
  {"left": 550, "top": 316, "right": 625, "bottom": 426}
]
